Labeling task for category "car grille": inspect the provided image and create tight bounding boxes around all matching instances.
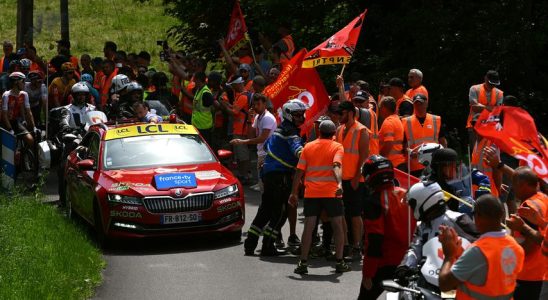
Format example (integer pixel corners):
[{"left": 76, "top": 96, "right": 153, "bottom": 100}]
[{"left": 143, "top": 193, "right": 214, "bottom": 213}]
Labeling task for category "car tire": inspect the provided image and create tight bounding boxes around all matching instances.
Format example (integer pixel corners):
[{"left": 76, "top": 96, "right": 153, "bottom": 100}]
[
  {"left": 93, "top": 200, "right": 110, "bottom": 249},
  {"left": 227, "top": 229, "right": 242, "bottom": 242}
]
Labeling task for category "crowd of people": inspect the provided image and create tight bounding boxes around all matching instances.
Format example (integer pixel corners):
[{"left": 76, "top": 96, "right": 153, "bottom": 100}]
[{"left": 0, "top": 22, "right": 547, "bottom": 300}]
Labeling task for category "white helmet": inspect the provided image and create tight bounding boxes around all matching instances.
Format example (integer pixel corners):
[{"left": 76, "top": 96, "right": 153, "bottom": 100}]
[
  {"left": 9, "top": 71, "right": 26, "bottom": 80},
  {"left": 406, "top": 181, "right": 446, "bottom": 220},
  {"left": 418, "top": 143, "right": 444, "bottom": 167},
  {"left": 126, "top": 81, "right": 143, "bottom": 93},
  {"left": 110, "top": 74, "right": 130, "bottom": 93},
  {"left": 282, "top": 99, "right": 308, "bottom": 122},
  {"left": 71, "top": 82, "right": 90, "bottom": 94}
]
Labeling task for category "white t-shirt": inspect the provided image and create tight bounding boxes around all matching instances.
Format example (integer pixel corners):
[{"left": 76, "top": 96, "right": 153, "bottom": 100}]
[{"left": 252, "top": 110, "right": 277, "bottom": 157}]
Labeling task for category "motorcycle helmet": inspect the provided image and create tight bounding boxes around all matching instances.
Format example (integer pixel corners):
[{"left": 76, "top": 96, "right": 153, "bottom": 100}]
[
  {"left": 418, "top": 143, "right": 444, "bottom": 167},
  {"left": 281, "top": 99, "right": 308, "bottom": 123},
  {"left": 126, "top": 81, "right": 143, "bottom": 93},
  {"left": 110, "top": 74, "right": 130, "bottom": 93},
  {"left": 406, "top": 181, "right": 446, "bottom": 221},
  {"left": 362, "top": 155, "right": 394, "bottom": 189}
]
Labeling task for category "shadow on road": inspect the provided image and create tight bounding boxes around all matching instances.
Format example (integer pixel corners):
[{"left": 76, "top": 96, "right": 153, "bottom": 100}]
[{"left": 287, "top": 273, "right": 343, "bottom": 283}]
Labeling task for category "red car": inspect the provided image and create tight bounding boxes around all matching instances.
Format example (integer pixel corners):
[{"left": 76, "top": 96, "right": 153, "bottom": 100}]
[{"left": 64, "top": 122, "right": 244, "bottom": 244}]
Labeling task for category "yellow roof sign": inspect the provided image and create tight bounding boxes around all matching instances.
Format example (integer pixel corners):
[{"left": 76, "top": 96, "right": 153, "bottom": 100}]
[{"left": 104, "top": 124, "right": 198, "bottom": 140}]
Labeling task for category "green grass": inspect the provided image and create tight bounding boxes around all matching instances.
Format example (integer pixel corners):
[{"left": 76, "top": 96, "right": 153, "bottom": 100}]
[
  {"left": 0, "top": 0, "right": 179, "bottom": 71},
  {"left": 0, "top": 194, "right": 105, "bottom": 299}
]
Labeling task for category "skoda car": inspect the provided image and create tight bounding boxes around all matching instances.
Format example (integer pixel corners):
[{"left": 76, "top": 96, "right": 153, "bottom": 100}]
[{"left": 64, "top": 122, "right": 244, "bottom": 243}]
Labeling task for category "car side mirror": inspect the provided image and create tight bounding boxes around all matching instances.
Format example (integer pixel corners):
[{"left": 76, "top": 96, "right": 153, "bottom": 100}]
[
  {"left": 76, "top": 159, "right": 95, "bottom": 170},
  {"left": 217, "top": 149, "right": 233, "bottom": 160}
]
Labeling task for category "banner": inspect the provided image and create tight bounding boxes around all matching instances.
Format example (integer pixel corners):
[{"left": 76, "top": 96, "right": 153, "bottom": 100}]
[
  {"left": 302, "top": 10, "right": 367, "bottom": 68},
  {"left": 264, "top": 49, "right": 330, "bottom": 135},
  {"left": 475, "top": 106, "right": 548, "bottom": 183},
  {"left": 224, "top": 0, "right": 249, "bottom": 55}
]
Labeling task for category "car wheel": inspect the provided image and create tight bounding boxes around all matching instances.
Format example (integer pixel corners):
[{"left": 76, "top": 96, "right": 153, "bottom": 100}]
[
  {"left": 227, "top": 229, "right": 242, "bottom": 242},
  {"left": 93, "top": 200, "right": 110, "bottom": 249}
]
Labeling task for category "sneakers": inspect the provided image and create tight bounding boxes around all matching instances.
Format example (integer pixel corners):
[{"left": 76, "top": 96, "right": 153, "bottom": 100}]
[
  {"left": 335, "top": 260, "right": 352, "bottom": 273},
  {"left": 275, "top": 235, "right": 286, "bottom": 249},
  {"left": 294, "top": 260, "right": 308, "bottom": 275},
  {"left": 287, "top": 234, "right": 301, "bottom": 247},
  {"left": 351, "top": 247, "right": 363, "bottom": 261}
]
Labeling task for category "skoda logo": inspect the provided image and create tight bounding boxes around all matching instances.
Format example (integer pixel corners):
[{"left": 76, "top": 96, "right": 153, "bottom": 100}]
[{"left": 174, "top": 188, "right": 183, "bottom": 197}]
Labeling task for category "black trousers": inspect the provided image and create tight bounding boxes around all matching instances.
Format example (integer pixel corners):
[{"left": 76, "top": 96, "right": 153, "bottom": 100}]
[
  {"left": 249, "top": 172, "right": 292, "bottom": 240},
  {"left": 358, "top": 266, "right": 397, "bottom": 300}
]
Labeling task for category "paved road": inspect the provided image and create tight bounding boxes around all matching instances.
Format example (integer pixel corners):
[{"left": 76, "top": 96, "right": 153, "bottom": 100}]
[{"left": 43, "top": 171, "right": 367, "bottom": 300}]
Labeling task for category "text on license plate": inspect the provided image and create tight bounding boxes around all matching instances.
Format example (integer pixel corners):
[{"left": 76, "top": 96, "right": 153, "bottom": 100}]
[{"left": 161, "top": 213, "right": 202, "bottom": 224}]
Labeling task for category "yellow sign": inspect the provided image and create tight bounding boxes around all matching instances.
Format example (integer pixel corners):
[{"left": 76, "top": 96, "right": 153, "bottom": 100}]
[{"left": 104, "top": 124, "right": 198, "bottom": 140}]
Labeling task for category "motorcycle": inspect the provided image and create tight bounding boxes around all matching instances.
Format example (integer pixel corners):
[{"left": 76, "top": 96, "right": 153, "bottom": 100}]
[{"left": 385, "top": 237, "right": 471, "bottom": 300}]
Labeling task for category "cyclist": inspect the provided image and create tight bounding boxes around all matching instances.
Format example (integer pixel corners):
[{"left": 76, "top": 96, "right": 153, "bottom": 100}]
[
  {"left": 19, "top": 58, "right": 32, "bottom": 77},
  {"left": 1, "top": 72, "right": 38, "bottom": 148},
  {"left": 24, "top": 70, "right": 47, "bottom": 127}
]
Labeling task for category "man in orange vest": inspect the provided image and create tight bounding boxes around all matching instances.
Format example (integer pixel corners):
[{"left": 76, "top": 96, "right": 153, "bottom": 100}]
[
  {"left": 335, "top": 101, "right": 370, "bottom": 259},
  {"left": 466, "top": 70, "right": 503, "bottom": 150},
  {"left": 290, "top": 120, "right": 351, "bottom": 275},
  {"left": 388, "top": 77, "right": 413, "bottom": 118},
  {"left": 352, "top": 90, "right": 379, "bottom": 155},
  {"left": 438, "top": 194, "right": 524, "bottom": 299},
  {"left": 405, "top": 69, "right": 429, "bottom": 100},
  {"left": 507, "top": 167, "right": 547, "bottom": 300},
  {"left": 377, "top": 96, "right": 406, "bottom": 170},
  {"left": 402, "top": 93, "right": 446, "bottom": 177},
  {"left": 0, "top": 40, "right": 14, "bottom": 73},
  {"left": 99, "top": 60, "right": 118, "bottom": 108}
]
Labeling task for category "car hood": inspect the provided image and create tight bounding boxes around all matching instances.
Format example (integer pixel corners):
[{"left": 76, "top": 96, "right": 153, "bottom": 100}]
[{"left": 99, "top": 162, "right": 236, "bottom": 197}]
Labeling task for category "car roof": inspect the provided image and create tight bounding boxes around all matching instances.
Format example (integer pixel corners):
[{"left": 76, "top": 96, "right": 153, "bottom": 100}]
[{"left": 96, "top": 122, "right": 199, "bottom": 141}]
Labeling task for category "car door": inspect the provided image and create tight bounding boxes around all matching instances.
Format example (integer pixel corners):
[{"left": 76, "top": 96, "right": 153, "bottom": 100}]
[
  {"left": 66, "top": 133, "right": 92, "bottom": 218},
  {"left": 77, "top": 132, "right": 101, "bottom": 223}
]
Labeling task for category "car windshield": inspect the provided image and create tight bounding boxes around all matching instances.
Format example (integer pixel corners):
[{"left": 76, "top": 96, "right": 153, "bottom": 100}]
[{"left": 103, "top": 134, "right": 216, "bottom": 170}]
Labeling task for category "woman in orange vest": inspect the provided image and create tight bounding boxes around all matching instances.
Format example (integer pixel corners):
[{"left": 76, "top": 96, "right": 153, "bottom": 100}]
[{"left": 438, "top": 194, "right": 524, "bottom": 299}]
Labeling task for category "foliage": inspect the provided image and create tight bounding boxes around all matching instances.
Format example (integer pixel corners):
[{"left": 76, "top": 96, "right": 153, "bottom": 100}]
[
  {"left": 164, "top": 0, "right": 548, "bottom": 134},
  {"left": 0, "top": 194, "right": 105, "bottom": 299}
]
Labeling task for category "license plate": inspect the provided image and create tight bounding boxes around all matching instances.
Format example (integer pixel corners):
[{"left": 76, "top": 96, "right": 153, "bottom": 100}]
[{"left": 161, "top": 212, "right": 201, "bottom": 224}]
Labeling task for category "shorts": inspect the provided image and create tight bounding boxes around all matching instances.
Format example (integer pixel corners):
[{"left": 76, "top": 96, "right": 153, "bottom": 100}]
[
  {"left": 232, "top": 134, "right": 250, "bottom": 161},
  {"left": 342, "top": 180, "right": 364, "bottom": 217},
  {"left": 303, "top": 198, "right": 344, "bottom": 218},
  {"left": 10, "top": 120, "right": 29, "bottom": 136}
]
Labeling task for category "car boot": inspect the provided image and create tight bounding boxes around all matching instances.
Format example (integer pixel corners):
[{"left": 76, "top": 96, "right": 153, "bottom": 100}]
[{"left": 244, "top": 233, "right": 259, "bottom": 256}]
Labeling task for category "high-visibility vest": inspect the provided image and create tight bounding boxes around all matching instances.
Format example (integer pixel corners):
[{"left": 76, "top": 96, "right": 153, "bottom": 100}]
[
  {"left": 466, "top": 83, "right": 503, "bottom": 128},
  {"left": 191, "top": 85, "right": 213, "bottom": 130},
  {"left": 93, "top": 71, "right": 105, "bottom": 90},
  {"left": 181, "top": 79, "right": 195, "bottom": 115},
  {"left": 99, "top": 68, "right": 118, "bottom": 107},
  {"left": 232, "top": 91, "right": 251, "bottom": 136},
  {"left": 405, "top": 85, "right": 429, "bottom": 100},
  {"left": 402, "top": 113, "right": 441, "bottom": 171},
  {"left": 395, "top": 95, "right": 413, "bottom": 116},
  {"left": 456, "top": 234, "right": 524, "bottom": 300},
  {"left": 379, "top": 114, "right": 406, "bottom": 167},
  {"left": 336, "top": 121, "right": 368, "bottom": 181},
  {"left": 356, "top": 107, "right": 379, "bottom": 155},
  {"left": 280, "top": 35, "right": 295, "bottom": 61},
  {"left": 542, "top": 227, "right": 548, "bottom": 280},
  {"left": 514, "top": 192, "right": 548, "bottom": 281},
  {"left": 213, "top": 91, "right": 228, "bottom": 129},
  {"left": 471, "top": 138, "right": 499, "bottom": 197},
  {"left": 297, "top": 139, "right": 344, "bottom": 198}
]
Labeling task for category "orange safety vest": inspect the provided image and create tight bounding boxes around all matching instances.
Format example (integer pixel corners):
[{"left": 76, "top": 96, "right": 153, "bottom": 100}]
[
  {"left": 471, "top": 138, "right": 499, "bottom": 197},
  {"left": 466, "top": 83, "right": 503, "bottom": 128},
  {"left": 395, "top": 95, "right": 413, "bottom": 116},
  {"left": 280, "top": 35, "right": 295, "bottom": 61},
  {"left": 514, "top": 192, "right": 548, "bottom": 281},
  {"left": 543, "top": 227, "right": 548, "bottom": 280},
  {"left": 297, "top": 139, "right": 344, "bottom": 198},
  {"left": 380, "top": 114, "right": 406, "bottom": 167},
  {"left": 181, "top": 79, "right": 195, "bottom": 115},
  {"left": 402, "top": 114, "right": 441, "bottom": 171},
  {"left": 232, "top": 92, "right": 250, "bottom": 136},
  {"left": 456, "top": 234, "right": 524, "bottom": 300},
  {"left": 93, "top": 71, "right": 105, "bottom": 90},
  {"left": 213, "top": 91, "right": 228, "bottom": 128},
  {"left": 336, "top": 121, "right": 368, "bottom": 181},
  {"left": 99, "top": 68, "right": 118, "bottom": 107},
  {"left": 405, "top": 85, "right": 429, "bottom": 100},
  {"left": 355, "top": 107, "right": 379, "bottom": 155}
]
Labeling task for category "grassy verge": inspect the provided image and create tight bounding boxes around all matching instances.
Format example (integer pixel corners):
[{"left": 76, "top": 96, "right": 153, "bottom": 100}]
[{"left": 0, "top": 194, "right": 105, "bottom": 299}]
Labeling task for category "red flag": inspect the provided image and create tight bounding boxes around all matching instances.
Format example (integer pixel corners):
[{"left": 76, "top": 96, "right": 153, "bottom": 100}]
[
  {"left": 224, "top": 0, "right": 249, "bottom": 55},
  {"left": 394, "top": 168, "right": 420, "bottom": 189},
  {"left": 302, "top": 10, "right": 367, "bottom": 68},
  {"left": 264, "top": 49, "right": 330, "bottom": 135},
  {"left": 475, "top": 106, "right": 548, "bottom": 183}
]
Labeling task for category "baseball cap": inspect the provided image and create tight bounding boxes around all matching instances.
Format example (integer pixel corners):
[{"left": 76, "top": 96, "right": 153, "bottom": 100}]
[
  {"left": 314, "top": 115, "right": 331, "bottom": 124},
  {"left": 228, "top": 76, "right": 244, "bottom": 85},
  {"left": 485, "top": 70, "right": 500, "bottom": 86},
  {"left": 319, "top": 120, "right": 337, "bottom": 134},
  {"left": 337, "top": 101, "right": 355, "bottom": 112},
  {"left": 352, "top": 90, "right": 369, "bottom": 102},
  {"left": 412, "top": 93, "right": 428, "bottom": 103}
]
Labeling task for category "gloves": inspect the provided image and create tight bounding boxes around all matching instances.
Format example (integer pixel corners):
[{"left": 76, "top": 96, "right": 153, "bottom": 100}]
[{"left": 471, "top": 169, "right": 491, "bottom": 199}]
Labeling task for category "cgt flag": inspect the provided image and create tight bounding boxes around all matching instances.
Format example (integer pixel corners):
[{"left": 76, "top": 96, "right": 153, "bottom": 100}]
[
  {"left": 302, "top": 10, "right": 367, "bottom": 68},
  {"left": 224, "top": 0, "right": 249, "bottom": 55},
  {"left": 475, "top": 106, "right": 548, "bottom": 183},
  {"left": 264, "top": 49, "right": 330, "bottom": 135}
]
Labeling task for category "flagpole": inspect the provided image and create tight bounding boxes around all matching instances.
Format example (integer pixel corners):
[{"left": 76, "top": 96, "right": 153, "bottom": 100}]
[
  {"left": 340, "top": 64, "right": 346, "bottom": 76},
  {"left": 247, "top": 36, "right": 258, "bottom": 64}
]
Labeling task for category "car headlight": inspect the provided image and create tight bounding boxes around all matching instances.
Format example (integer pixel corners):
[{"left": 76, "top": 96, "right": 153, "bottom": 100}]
[
  {"left": 214, "top": 184, "right": 239, "bottom": 199},
  {"left": 108, "top": 194, "right": 143, "bottom": 205}
]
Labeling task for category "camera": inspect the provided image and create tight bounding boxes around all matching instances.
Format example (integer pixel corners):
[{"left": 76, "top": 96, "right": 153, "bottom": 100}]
[{"left": 157, "top": 40, "right": 170, "bottom": 62}]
